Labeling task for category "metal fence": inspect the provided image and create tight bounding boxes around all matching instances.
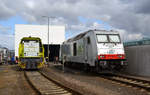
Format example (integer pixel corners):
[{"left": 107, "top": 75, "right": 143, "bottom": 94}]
[{"left": 124, "top": 38, "right": 150, "bottom": 47}]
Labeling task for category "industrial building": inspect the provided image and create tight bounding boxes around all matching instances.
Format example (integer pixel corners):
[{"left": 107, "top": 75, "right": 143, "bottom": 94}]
[
  {"left": 15, "top": 24, "right": 65, "bottom": 61},
  {"left": 0, "top": 46, "right": 9, "bottom": 64},
  {"left": 124, "top": 38, "right": 150, "bottom": 77}
]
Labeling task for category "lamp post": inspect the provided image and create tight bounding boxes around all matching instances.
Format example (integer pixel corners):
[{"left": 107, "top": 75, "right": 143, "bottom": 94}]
[{"left": 42, "top": 16, "right": 55, "bottom": 62}]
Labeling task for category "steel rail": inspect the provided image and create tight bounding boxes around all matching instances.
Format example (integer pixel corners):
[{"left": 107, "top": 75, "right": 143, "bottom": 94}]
[
  {"left": 39, "top": 71, "right": 82, "bottom": 95},
  {"left": 24, "top": 71, "right": 41, "bottom": 95},
  {"left": 100, "top": 73, "right": 150, "bottom": 92},
  {"left": 24, "top": 71, "right": 82, "bottom": 95}
]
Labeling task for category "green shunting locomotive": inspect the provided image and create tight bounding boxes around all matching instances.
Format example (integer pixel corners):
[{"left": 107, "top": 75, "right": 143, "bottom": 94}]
[{"left": 18, "top": 36, "right": 45, "bottom": 69}]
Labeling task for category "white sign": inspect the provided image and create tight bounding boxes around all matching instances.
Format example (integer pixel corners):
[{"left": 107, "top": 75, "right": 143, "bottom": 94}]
[{"left": 24, "top": 41, "right": 39, "bottom": 57}]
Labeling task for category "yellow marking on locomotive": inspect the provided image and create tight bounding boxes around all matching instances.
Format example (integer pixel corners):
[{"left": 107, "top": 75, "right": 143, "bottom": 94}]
[{"left": 18, "top": 37, "right": 45, "bottom": 69}]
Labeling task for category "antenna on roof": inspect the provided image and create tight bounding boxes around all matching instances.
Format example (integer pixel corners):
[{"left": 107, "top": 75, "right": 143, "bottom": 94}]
[{"left": 94, "top": 29, "right": 97, "bottom": 31}]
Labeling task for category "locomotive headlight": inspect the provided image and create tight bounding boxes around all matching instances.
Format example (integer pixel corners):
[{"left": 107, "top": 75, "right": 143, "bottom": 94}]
[
  {"left": 100, "top": 55, "right": 105, "bottom": 58},
  {"left": 118, "top": 55, "right": 122, "bottom": 57}
]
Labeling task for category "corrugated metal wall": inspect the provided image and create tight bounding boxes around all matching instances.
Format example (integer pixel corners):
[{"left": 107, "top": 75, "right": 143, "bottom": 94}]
[{"left": 125, "top": 45, "right": 150, "bottom": 76}]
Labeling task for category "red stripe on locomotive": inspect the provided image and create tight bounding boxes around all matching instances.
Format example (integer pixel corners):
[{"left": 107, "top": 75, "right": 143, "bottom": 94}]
[{"left": 97, "top": 54, "right": 125, "bottom": 60}]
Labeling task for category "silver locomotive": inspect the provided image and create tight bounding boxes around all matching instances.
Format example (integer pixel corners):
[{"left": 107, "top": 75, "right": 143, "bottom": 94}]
[{"left": 60, "top": 30, "right": 126, "bottom": 71}]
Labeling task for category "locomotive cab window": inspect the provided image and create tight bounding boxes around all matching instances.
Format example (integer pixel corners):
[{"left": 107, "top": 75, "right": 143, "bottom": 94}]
[
  {"left": 108, "top": 35, "right": 120, "bottom": 43},
  {"left": 87, "top": 37, "right": 91, "bottom": 44},
  {"left": 73, "top": 43, "right": 77, "bottom": 56},
  {"left": 97, "top": 35, "right": 108, "bottom": 43},
  {"left": 39, "top": 42, "right": 43, "bottom": 52}
]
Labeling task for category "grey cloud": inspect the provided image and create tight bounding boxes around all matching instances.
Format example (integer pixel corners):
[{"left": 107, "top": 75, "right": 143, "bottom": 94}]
[
  {"left": 133, "top": 0, "right": 150, "bottom": 14},
  {"left": 0, "top": 1, "right": 16, "bottom": 20},
  {"left": 0, "top": 0, "right": 150, "bottom": 42}
]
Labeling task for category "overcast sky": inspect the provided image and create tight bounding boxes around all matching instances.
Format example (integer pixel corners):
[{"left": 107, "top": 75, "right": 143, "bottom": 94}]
[{"left": 0, "top": 0, "right": 150, "bottom": 49}]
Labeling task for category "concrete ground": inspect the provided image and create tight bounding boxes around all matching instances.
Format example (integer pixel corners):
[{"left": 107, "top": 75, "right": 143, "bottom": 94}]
[
  {"left": 0, "top": 64, "right": 36, "bottom": 95},
  {"left": 43, "top": 63, "right": 150, "bottom": 95},
  {"left": 0, "top": 63, "right": 149, "bottom": 95}
]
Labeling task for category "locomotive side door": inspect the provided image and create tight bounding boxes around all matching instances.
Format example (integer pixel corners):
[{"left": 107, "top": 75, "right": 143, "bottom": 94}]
[
  {"left": 84, "top": 38, "right": 88, "bottom": 62},
  {"left": 84, "top": 37, "right": 91, "bottom": 63}
]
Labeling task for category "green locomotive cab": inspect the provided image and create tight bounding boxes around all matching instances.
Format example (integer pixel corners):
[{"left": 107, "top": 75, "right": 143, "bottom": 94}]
[{"left": 18, "top": 37, "right": 45, "bottom": 69}]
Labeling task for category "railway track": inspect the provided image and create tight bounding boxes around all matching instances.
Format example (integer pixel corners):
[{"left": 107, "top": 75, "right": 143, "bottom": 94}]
[
  {"left": 24, "top": 71, "right": 82, "bottom": 95},
  {"left": 101, "top": 73, "right": 150, "bottom": 92},
  {"left": 53, "top": 64, "right": 150, "bottom": 92}
]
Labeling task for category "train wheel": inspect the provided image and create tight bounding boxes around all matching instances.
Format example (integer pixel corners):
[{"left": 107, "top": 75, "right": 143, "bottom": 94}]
[
  {"left": 115, "top": 65, "right": 123, "bottom": 71},
  {"left": 84, "top": 63, "right": 90, "bottom": 72},
  {"left": 17, "top": 67, "right": 23, "bottom": 71},
  {"left": 95, "top": 63, "right": 101, "bottom": 73}
]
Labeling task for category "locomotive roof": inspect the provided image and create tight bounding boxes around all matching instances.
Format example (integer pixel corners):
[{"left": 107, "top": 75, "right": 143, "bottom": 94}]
[
  {"left": 21, "top": 36, "right": 42, "bottom": 42},
  {"left": 66, "top": 30, "right": 119, "bottom": 42}
]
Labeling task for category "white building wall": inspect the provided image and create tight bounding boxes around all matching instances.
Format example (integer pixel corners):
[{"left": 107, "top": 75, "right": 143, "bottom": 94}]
[{"left": 15, "top": 24, "right": 65, "bottom": 56}]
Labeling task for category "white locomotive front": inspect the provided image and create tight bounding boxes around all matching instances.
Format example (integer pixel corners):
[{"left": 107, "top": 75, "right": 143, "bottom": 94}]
[
  {"left": 60, "top": 30, "right": 126, "bottom": 72},
  {"left": 95, "top": 31, "right": 126, "bottom": 71}
]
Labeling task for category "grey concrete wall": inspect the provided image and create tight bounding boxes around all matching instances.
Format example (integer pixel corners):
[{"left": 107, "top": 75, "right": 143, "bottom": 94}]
[{"left": 125, "top": 45, "right": 150, "bottom": 76}]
